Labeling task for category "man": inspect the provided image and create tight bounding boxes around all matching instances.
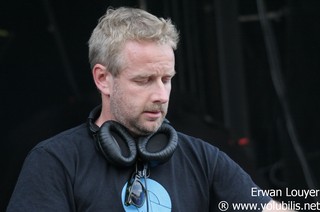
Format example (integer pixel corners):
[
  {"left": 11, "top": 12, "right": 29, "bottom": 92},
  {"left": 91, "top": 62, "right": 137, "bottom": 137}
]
[{"left": 7, "top": 7, "right": 293, "bottom": 211}]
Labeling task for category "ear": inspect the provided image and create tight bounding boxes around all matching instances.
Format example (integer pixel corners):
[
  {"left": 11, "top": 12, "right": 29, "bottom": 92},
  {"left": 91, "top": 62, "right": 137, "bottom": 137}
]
[{"left": 92, "top": 64, "right": 113, "bottom": 96}]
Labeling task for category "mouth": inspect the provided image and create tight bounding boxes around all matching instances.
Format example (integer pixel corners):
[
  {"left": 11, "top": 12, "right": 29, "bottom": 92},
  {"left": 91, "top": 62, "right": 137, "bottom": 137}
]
[{"left": 143, "top": 110, "right": 163, "bottom": 119}]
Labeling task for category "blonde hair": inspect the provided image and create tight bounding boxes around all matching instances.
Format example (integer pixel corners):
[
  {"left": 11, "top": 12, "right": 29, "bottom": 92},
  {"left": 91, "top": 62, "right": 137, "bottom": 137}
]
[{"left": 88, "top": 7, "right": 179, "bottom": 76}]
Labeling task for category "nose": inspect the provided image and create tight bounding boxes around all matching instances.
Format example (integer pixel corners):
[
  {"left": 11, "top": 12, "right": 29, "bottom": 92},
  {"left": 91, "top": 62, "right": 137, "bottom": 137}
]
[{"left": 151, "top": 79, "right": 171, "bottom": 104}]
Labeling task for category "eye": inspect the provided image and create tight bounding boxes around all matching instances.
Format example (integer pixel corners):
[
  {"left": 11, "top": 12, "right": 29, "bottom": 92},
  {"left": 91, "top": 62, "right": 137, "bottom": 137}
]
[
  {"left": 133, "top": 77, "right": 149, "bottom": 85},
  {"left": 162, "top": 74, "right": 175, "bottom": 84},
  {"left": 162, "top": 77, "right": 171, "bottom": 84}
]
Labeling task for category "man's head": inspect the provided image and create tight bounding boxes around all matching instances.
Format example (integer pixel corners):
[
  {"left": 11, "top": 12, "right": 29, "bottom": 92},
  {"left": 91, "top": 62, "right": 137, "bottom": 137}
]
[
  {"left": 89, "top": 7, "right": 179, "bottom": 136},
  {"left": 88, "top": 7, "right": 179, "bottom": 76}
]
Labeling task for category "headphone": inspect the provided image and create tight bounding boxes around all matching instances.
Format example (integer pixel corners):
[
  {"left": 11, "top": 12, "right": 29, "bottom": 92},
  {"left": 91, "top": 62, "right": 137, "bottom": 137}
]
[{"left": 87, "top": 105, "right": 178, "bottom": 167}]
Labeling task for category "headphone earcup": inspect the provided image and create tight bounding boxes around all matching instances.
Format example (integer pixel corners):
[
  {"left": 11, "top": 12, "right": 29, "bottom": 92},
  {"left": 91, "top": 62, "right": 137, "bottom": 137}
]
[
  {"left": 137, "top": 122, "right": 178, "bottom": 167},
  {"left": 88, "top": 105, "right": 179, "bottom": 167},
  {"left": 97, "top": 121, "right": 137, "bottom": 167}
]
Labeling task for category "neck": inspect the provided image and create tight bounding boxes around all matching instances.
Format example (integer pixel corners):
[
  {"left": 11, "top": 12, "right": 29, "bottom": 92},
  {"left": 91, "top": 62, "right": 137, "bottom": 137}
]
[{"left": 95, "top": 100, "right": 113, "bottom": 127}]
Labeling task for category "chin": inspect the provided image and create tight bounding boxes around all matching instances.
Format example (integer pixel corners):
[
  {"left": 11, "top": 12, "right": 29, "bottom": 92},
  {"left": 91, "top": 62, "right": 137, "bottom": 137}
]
[
  {"left": 138, "top": 123, "right": 162, "bottom": 136},
  {"left": 128, "top": 117, "right": 163, "bottom": 136}
]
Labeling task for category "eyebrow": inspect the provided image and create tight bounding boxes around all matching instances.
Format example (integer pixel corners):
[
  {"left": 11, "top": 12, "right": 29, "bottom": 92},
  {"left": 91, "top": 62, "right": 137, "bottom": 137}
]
[{"left": 131, "top": 70, "right": 176, "bottom": 78}]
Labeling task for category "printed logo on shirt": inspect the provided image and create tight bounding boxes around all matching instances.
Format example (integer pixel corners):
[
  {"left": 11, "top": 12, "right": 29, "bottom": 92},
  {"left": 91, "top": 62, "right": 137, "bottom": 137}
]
[{"left": 121, "top": 178, "right": 172, "bottom": 212}]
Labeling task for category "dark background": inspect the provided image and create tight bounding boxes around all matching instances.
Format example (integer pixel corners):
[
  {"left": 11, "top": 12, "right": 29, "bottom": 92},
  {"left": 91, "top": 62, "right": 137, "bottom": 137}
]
[{"left": 1, "top": 0, "right": 319, "bottom": 210}]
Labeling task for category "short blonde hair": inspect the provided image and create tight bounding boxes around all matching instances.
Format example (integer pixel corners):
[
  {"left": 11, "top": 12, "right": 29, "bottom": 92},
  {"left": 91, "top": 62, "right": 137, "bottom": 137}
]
[{"left": 88, "top": 7, "right": 179, "bottom": 76}]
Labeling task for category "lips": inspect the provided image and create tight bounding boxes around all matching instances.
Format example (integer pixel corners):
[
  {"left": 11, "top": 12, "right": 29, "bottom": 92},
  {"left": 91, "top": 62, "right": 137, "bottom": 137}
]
[
  {"left": 144, "top": 110, "right": 163, "bottom": 119},
  {"left": 145, "top": 110, "right": 162, "bottom": 115},
  {"left": 143, "top": 104, "right": 166, "bottom": 119}
]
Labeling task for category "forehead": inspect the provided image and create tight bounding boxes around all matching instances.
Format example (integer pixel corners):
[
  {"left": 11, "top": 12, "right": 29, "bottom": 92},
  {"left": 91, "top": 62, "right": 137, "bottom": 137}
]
[{"left": 121, "top": 40, "right": 175, "bottom": 70}]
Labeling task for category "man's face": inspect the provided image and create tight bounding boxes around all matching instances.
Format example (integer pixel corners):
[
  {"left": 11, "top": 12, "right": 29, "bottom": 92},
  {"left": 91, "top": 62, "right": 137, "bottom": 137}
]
[{"left": 109, "top": 41, "right": 175, "bottom": 136}]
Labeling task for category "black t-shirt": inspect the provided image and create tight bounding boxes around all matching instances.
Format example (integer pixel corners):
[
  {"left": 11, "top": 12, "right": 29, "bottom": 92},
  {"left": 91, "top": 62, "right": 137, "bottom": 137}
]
[{"left": 7, "top": 123, "right": 271, "bottom": 211}]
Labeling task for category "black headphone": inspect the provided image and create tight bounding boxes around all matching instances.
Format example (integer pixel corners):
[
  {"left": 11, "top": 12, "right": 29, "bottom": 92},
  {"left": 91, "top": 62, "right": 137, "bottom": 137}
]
[{"left": 87, "top": 105, "right": 178, "bottom": 167}]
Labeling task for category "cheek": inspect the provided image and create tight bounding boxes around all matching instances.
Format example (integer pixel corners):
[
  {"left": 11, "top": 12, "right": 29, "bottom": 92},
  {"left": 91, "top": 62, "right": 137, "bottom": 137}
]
[
  {"left": 166, "top": 85, "right": 172, "bottom": 93},
  {"left": 113, "top": 81, "right": 152, "bottom": 106},
  {"left": 114, "top": 85, "right": 142, "bottom": 107}
]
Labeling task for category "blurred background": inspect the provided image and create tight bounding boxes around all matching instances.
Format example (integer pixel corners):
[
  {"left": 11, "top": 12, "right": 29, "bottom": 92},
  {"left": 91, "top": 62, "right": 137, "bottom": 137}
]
[{"left": 1, "top": 0, "right": 319, "bottom": 210}]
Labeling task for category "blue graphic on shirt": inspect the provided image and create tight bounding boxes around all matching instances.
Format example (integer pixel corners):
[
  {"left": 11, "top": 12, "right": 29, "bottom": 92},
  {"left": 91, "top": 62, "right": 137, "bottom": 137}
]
[{"left": 121, "top": 178, "right": 171, "bottom": 212}]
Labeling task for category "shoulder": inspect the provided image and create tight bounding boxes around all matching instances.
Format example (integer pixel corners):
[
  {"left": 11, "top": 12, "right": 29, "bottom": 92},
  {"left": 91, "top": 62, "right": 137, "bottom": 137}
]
[
  {"left": 175, "top": 131, "right": 256, "bottom": 183},
  {"left": 174, "top": 131, "right": 224, "bottom": 179},
  {"left": 178, "top": 132, "right": 242, "bottom": 166},
  {"left": 21, "top": 123, "right": 97, "bottom": 179},
  {"left": 176, "top": 131, "right": 220, "bottom": 161},
  {"left": 177, "top": 131, "right": 219, "bottom": 151},
  {"left": 27, "top": 123, "right": 95, "bottom": 166},
  {"left": 34, "top": 123, "right": 92, "bottom": 152}
]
